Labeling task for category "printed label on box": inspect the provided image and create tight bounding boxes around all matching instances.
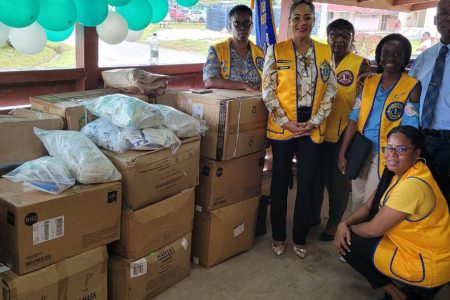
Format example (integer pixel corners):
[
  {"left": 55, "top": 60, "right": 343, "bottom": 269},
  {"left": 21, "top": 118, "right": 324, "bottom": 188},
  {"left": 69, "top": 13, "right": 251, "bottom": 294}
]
[
  {"left": 32, "top": 216, "right": 64, "bottom": 245},
  {"left": 130, "top": 258, "right": 147, "bottom": 278},
  {"left": 233, "top": 221, "right": 245, "bottom": 237},
  {"left": 192, "top": 103, "right": 204, "bottom": 119}
]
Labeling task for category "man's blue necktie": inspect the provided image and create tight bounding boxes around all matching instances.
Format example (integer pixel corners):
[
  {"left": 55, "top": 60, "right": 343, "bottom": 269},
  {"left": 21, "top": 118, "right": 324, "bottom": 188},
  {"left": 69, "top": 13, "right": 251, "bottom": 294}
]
[{"left": 421, "top": 45, "right": 448, "bottom": 128}]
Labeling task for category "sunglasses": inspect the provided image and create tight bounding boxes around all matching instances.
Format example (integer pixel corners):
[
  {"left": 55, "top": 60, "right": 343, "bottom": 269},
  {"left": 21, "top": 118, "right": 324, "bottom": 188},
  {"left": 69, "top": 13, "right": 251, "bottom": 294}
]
[
  {"left": 329, "top": 31, "right": 353, "bottom": 40},
  {"left": 232, "top": 20, "right": 253, "bottom": 29}
]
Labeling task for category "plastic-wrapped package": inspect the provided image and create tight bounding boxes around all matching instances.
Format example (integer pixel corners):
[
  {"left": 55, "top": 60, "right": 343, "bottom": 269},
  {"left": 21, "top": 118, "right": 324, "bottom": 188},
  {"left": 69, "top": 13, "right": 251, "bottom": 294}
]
[
  {"left": 83, "top": 94, "right": 163, "bottom": 129},
  {"left": 3, "top": 156, "right": 75, "bottom": 194},
  {"left": 81, "top": 118, "right": 181, "bottom": 153},
  {"left": 157, "top": 104, "right": 201, "bottom": 138},
  {"left": 34, "top": 128, "right": 122, "bottom": 184},
  {"left": 80, "top": 118, "right": 129, "bottom": 153}
]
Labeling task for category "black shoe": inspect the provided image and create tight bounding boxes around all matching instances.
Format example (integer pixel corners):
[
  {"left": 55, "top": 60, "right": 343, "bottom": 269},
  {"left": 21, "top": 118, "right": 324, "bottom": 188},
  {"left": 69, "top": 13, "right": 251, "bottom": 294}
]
[{"left": 319, "top": 232, "right": 334, "bottom": 241}]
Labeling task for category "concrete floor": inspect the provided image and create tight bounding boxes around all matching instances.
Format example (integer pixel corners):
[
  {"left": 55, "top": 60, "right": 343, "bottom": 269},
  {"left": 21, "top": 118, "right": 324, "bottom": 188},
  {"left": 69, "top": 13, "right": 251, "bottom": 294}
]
[{"left": 155, "top": 176, "right": 450, "bottom": 300}]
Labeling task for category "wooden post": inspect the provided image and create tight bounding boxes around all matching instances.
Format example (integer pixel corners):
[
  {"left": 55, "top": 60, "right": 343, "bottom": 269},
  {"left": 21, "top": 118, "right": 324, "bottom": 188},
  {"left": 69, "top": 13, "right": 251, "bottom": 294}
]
[{"left": 75, "top": 24, "right": 100, "bottom": 90}]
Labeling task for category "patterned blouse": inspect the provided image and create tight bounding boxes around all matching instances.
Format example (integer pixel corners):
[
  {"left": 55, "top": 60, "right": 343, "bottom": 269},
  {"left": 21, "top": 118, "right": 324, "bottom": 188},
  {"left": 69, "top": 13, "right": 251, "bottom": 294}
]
[
  {"left": 203, "top": 46, "right": 262, "bottom": 90},
  {"left": 262, "top": 44, "right": 337, "bottom": 127}
]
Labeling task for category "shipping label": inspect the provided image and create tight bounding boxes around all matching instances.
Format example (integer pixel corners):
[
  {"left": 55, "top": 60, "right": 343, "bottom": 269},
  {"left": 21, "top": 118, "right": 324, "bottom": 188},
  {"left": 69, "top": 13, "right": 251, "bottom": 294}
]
[
  {"left": 32, "top": 216, "right": 64, "bottom": 245},
  {"left": 233, "top": 221, "right": 245, "bottom": 237},
  {"left": 130, "top": 258, "right": 147, "bottom": 278}
]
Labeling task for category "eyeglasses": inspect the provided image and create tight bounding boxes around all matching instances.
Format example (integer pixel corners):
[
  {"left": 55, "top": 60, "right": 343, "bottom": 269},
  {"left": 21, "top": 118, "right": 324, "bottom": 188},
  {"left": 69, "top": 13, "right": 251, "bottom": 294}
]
[
  {"left": 232, "top": 20, "right": 253, "bottom": 29},
  {"left": 382, "top": 146, "right": 415, "bottom": 155},
  {"left": 329, "top": 31, "right": 353, "bottom": 40}
]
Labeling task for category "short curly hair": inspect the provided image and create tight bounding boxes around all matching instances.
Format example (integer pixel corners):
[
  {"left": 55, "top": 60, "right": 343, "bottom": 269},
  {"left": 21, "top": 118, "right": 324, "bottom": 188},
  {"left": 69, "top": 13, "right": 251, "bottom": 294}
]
[
  {"left": 229, "top": 4, "right": 253, "bottom": 20},
  {"left": 375, "top": 33, "right": 411, "bottom": 73}
]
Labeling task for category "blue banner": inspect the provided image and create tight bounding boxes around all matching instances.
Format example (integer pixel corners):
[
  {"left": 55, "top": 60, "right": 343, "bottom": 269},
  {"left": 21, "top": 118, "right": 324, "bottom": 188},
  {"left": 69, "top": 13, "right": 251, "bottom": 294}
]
[{"left": 252, "top": 0, "right": 277, "bottom": 52}]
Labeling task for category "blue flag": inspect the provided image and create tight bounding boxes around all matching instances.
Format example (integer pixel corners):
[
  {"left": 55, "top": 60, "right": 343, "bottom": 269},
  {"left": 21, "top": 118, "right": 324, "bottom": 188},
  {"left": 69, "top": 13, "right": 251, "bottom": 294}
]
[{"left": 252, "top": 0, "right": 277, "bottom": 52}]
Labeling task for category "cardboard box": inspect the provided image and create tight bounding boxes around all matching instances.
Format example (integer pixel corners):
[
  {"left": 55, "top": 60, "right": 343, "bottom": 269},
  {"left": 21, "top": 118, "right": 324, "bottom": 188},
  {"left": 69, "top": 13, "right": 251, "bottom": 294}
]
[
  {"left": 197, "top": 151, "right": 265, "bottom": 210},
  {"left": 0, "top": 247, "right": 107, "bottom": 300},
  {"left": 177, "top": 89, "right": 268, "bottom": 161},
  {"left": 109, "top": 232, "right": 192, "bottom": 300},
  {"left": 192, "top": 196, "right": 259, "bottom": 268},
  {"left": 0, "top": 179, "right": 121, "bottom": 275},
  {"left": 0, "top": 109, "right": 63, "bottom": 165},
  {"left": 110, "top": 187, "right": 195, "bottom": 260},
  {"left": 30, "top": 89, "right": 114, "bottom": 131},
  {"left": 103, "top": 137, "right": 200, "bottom": 210}
]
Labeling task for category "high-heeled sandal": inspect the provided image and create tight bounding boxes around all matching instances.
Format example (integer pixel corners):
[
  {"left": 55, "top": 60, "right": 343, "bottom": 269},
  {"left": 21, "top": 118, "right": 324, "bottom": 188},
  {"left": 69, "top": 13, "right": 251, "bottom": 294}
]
[
  {"left": 294, "top": 245, "right": 308, "bottom": 259},
  {"left": 271, "top": 241, "right": 285, "bottom": 256}
]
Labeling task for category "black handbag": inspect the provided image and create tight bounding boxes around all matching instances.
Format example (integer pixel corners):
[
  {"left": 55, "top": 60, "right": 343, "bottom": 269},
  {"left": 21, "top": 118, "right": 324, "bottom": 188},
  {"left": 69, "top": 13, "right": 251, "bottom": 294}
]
[{"left": 345, "top": 132, "right": 372, "bottom": 180}]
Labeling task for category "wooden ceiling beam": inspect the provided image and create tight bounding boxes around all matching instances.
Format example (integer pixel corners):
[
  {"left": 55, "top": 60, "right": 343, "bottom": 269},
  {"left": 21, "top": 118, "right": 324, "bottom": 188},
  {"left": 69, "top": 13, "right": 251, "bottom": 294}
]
[
  {"left": 393, "top": 0, "right": 432, "bottom": 6},
  {"left": 411, "top": 1, "right": 439, "bottom": 10}
]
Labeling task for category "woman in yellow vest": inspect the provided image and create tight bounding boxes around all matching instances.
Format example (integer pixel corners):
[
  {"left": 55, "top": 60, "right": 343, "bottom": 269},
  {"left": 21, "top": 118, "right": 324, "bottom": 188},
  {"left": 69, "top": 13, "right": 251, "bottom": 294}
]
[
  {"left": 311, "top": 19, "right": 371, "bottom": 241},
  {"left": 335, "top": 126, "right": 450, "bottom": 300},
  {"left": 203, "top": 5, "right": 264, "bottom": 91},
  {"left": 338, "top": 34, "right": 422, "bottom": 213},
  {"left": 262, "top": 0, "right": 337, "bottom": 258}
]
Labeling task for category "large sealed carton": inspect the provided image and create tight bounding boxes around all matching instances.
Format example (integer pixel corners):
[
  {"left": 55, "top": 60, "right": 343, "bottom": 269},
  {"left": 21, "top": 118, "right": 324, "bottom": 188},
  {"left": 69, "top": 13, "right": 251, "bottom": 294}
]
[
  {"left": 0, "top": 109, "right": 63, "bottom": 165},
  {"left": 30, "top": 89, "right": 113, "bottom": 131},
  {"left": 110, "top": 187, "right": 195, "bottom": 260},
  {"left": 197, "top": 150, "right": 265, "bottom": 210},
  {"left": 0, "top": 179, "right": 121, "bottom": 275},
  {"left": 177, "top": 89, "right": 268, "bottom": 161},
  {"left": 103, "top": 137, "right": 200, "bottom": 210},
  {"left": 109, "top": 232, "right": 192, "bottom": 300},
  {"left": 0, "top": 247, "right": 107, "bottom": 300},
  {"left": 192, "top": 196, "right": 259, "bottom": 268}
]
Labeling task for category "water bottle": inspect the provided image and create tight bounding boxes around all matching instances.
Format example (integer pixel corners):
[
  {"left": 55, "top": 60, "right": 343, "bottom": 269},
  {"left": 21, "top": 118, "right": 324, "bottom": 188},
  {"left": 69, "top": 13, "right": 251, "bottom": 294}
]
[{"left": 149, "top": 33, "right": 159, "bottom": 65}]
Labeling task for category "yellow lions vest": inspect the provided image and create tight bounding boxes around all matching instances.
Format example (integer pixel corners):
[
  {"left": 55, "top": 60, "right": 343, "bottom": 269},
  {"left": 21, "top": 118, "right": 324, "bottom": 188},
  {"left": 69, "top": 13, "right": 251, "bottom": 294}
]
[
  {"left": 267, "top": 39, "right": 332, "bottom": 143},
  {"left": 213, "top": 38, "right": 264, "bottom": 80},
  {"left": 357, "top": 73, "right": 418, "bottom": 177},
  {"left": 373, "top": 162, "right": 450, "bottom": 288},
  {"left": 325, "top": 53, "right": 367, "bottom": 143}
]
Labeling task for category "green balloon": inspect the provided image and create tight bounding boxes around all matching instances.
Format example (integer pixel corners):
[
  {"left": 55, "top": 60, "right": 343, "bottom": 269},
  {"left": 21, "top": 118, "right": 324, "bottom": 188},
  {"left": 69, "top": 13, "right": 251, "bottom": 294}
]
[
  {"left": 74, "top": 0, "right": 108, "bottom": 27},
  {"left": 0, "top": 0, "right": 39, "bottom": 28},
  {"left": 117, "top": 0, "right": 152, "bottom": 31},
  {"left": 176, "top": 0, "right": 199, "bottom": 7},
  {"left": 46, "top": 25, "right": 74, "bottom": 42},
  {"left": 150, "top": 0, "right": 168, "bottom": 23},
  {"left": 107, "top": 0, "right": 132, "bottom": 6},
  {"left": 38, "top": 0, "right": 76, "bottom": 31}
]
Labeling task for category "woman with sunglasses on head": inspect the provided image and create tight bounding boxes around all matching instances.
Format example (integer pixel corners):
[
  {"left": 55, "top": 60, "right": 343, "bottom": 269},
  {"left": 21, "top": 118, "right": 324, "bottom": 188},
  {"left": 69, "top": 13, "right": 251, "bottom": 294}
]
[
  {"left": 311, "top": 19, "right": 371, "bottom": 241},
  {"left": 203, "top": 4, "right": 264, "bottom": 91},
  {"left": 338, "top": 34, "right": 422, "bottom": 213},
  {"left": 262, "top": 0, "right": 337, "bottom": 258},
  {"left": 335, "top": 126, "right": 450, "bottom": 300}
]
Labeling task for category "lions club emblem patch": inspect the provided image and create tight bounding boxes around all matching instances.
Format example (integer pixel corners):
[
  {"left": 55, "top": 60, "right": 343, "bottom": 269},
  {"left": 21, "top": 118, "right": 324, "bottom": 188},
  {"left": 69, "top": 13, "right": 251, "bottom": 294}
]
[
  {"left": 385, "top": 102, "right": 404, "bottom": 121},
  {"left": 337, "top": 70, "right": 354, "bottom": 86},
  {"left": 255, "top": 57, "right": 264, "bottom": 72},
  {"left": 320, "top": 61, "right": 331, "bottom": 82}
]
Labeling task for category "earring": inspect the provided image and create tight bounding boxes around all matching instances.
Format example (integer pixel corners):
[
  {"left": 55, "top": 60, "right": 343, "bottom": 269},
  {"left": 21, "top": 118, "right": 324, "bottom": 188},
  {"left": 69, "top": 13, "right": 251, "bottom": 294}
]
[{"left": 413, "top": 157, "right": 426, "bottom": 169}]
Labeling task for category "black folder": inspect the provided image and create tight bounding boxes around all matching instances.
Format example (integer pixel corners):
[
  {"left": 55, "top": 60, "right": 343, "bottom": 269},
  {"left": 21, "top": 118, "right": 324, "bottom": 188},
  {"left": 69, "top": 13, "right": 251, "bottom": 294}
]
[{"left": 345, "top": 132, "right": 372, "bottom": 180}]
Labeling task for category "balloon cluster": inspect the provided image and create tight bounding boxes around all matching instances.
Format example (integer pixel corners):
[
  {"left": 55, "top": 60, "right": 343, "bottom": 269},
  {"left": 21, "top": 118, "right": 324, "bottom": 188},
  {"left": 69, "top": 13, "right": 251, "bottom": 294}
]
[{"left": 0, "top": 0, "right": 199, "bottom": 55}]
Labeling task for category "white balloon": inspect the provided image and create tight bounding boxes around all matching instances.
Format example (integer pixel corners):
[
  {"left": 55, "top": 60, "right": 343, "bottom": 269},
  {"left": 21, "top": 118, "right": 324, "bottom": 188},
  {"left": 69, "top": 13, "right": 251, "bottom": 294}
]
[
  {"left": 9, "top": 22, "right": 47, "bottom": 55},
  {"left": 125, "top": 29, "right": 144, "bottom": 42},
  {"left": 96, "top": 11, "right": 128, "bottom": 45},
  {"left": 0, "top": 22, "right": 9, "bottom": 47}
]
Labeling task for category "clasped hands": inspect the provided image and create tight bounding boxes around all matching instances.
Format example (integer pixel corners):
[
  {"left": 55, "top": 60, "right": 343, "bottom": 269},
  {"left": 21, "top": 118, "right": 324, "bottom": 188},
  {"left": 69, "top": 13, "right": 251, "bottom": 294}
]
[{"left": 282, "top": 120, "right": 315, "bottom": 138}]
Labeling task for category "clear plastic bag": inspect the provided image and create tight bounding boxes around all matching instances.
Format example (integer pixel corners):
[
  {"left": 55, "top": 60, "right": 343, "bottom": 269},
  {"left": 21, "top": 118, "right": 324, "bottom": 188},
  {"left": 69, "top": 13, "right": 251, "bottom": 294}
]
[
  {"left": 81, "top": 118, "right": 181, "bottom": 153},
  {"left": 3, "top": 156, "right": 75, "bottom": 194},
  {"left": 34, "top": 128, "right": 122, "bottom": 184},
  {"left": 157, "top": 104, "right": 202, "bottom": 138},
  {"left": 83, "top": 94, "right": 163, "bottom": 129}
]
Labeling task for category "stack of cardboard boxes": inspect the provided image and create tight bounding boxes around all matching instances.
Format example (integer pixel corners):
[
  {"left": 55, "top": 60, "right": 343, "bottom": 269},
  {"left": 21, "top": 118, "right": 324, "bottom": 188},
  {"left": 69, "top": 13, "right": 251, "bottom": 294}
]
[
  {"left": 0, "top": 108, "right": 122, "bottom": 299},
  {"left": 157, "top": 89, "right": 268, "bottom": 268},
  {"left": 104, "top": 138, "right": 200, "bottom": 299},
  {"left": 26, "top": 89, "right": 202, "bottom": 299}
]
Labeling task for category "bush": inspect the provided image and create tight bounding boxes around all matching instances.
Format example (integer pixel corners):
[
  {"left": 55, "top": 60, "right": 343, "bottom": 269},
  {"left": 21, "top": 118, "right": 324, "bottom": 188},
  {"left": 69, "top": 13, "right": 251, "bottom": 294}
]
[{"left": 353, "top": 33, "right": 383, "bottom": 58}]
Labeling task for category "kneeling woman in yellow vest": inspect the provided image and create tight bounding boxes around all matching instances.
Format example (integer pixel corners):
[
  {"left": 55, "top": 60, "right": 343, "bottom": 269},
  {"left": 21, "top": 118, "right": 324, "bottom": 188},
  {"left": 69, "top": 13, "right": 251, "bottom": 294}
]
[
  {"left": 202, "top": 5, "right": 264, "bottom": 91},
  {"left": 262, "top": 0, "right": 337, "bottom": 258},
  {"left": 335, "top": 126, "right": 450, "bottom": 299},
  {"left": 338, "top": 34, "right": 422, "bottom": 213}
]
